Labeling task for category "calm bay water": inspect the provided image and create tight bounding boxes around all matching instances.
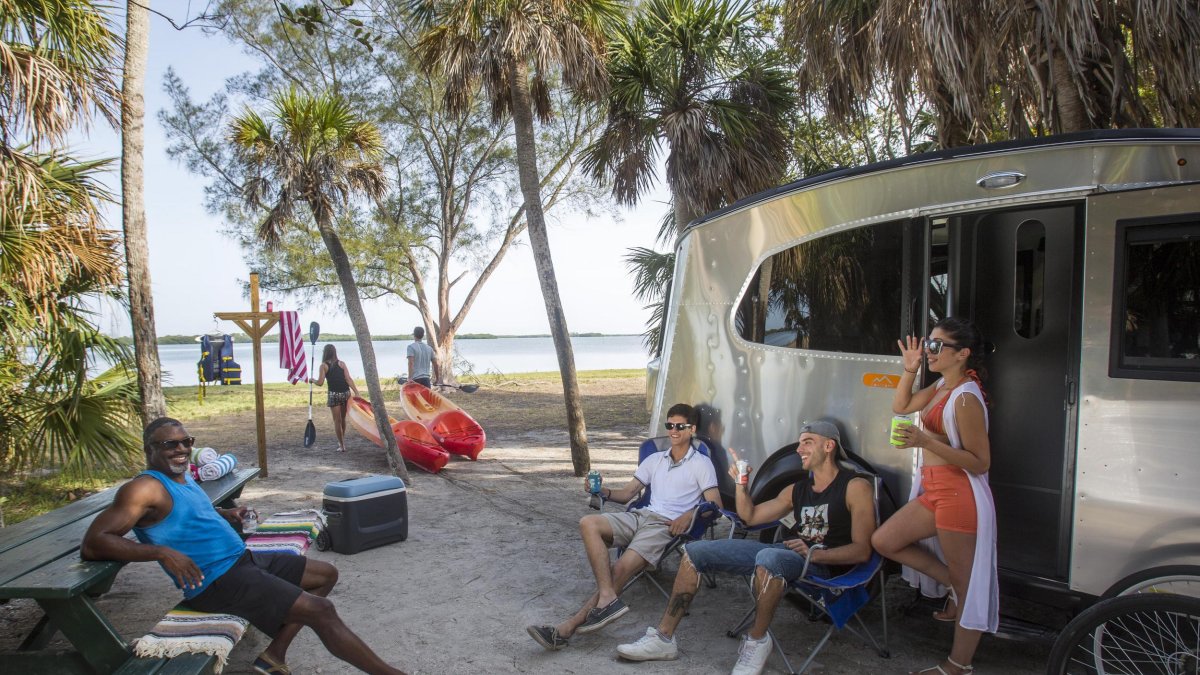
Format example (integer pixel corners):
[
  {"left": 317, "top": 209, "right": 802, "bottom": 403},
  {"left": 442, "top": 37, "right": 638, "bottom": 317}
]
[{"left": 152, "top": 335, "right": 649, "bottom": 386}]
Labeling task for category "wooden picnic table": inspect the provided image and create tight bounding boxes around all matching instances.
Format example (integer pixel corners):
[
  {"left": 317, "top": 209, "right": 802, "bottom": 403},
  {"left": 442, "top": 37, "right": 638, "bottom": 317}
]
[{"left": 0, "top": 467, "right": 259, "bottom": 674}]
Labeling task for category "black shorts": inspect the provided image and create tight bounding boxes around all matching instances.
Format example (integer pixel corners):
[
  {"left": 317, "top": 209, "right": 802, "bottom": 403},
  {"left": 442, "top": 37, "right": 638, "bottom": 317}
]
[{"left": 184, "top": 550, "right": 306, "bottom": 637}]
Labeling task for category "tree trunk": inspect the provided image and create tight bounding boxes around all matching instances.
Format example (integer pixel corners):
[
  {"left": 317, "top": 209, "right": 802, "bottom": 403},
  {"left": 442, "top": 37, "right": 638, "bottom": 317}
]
[
  {"left": 315, "top": 213, "right": 411, "bottom": 484},
  {"left": 672, "top": 194, "right": 699, "bottom": 238},
  {"left": 1050, "top": 48, "right": 1089, "bottom": 133},
  {"left": 507, "top": 61, "right": 590, "bottom": 476},
  {"left": 121, "top": 0, "right": 166, "bottom": 425},
  {"left": 436, "top": 332, "right": 456, "bottom": 383}
]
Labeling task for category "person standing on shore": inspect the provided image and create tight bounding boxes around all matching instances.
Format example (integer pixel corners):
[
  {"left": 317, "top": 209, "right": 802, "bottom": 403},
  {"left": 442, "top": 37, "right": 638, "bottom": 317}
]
[
  {"left": 407, "top": 326, "right": 439, "bottom": 388},
  {"left": 310, "top": 344, "right": 359, "bottom": 453}
]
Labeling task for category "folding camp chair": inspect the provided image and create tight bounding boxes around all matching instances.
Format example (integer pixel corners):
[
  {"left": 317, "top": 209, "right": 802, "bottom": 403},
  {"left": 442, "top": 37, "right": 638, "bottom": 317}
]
[
  {"left": 597, "top": 436, "right": 722, "bottom": 598},
  {"left": 722, "top": 473, "right": 890, "bottom": 674}
]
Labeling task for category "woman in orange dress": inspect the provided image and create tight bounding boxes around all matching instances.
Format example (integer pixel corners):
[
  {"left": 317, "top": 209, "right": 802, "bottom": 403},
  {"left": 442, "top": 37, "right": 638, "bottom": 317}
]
[{"left": 871, "top": 317, "right": 997, "bottom": 675}]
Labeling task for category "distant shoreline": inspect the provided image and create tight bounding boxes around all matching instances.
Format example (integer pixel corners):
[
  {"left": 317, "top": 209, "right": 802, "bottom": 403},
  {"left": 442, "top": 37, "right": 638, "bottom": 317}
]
[{"left": 115, "top": 332, "right": 641, "bottom": 346}]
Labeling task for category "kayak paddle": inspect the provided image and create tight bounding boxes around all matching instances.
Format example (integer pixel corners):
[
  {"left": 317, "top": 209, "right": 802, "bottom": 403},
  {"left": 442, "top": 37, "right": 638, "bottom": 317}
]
[{"left": 303, "top": 321, "right": 320, "bottom": 447}]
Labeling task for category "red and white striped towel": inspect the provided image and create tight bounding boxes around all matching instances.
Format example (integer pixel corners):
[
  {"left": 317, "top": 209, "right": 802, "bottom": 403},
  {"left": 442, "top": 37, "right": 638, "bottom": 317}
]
[{"left": 278, "top": 311, "right": 308, "bottom": 384}]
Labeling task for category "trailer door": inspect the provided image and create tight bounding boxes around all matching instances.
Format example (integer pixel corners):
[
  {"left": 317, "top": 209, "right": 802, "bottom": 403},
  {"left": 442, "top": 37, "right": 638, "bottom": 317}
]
[{"left": 948, "top": 205, "right": 1082, "bottom": 581}]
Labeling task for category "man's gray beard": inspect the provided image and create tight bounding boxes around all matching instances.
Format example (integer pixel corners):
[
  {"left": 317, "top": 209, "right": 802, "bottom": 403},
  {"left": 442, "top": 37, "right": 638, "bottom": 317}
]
[{"left": 167, "top": 461, "right": 188, "bottom": 475}]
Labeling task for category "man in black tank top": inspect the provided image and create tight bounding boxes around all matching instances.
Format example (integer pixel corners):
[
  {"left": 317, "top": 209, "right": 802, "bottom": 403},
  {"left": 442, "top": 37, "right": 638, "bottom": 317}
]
[{"left": 615, "top": 420, "right": 875, "bottom": 675}]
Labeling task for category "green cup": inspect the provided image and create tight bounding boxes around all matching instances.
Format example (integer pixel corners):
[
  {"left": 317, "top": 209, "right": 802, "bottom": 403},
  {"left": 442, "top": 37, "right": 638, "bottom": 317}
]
[{"left": 890, "top": 415, "right": 915, "bottom": 447}]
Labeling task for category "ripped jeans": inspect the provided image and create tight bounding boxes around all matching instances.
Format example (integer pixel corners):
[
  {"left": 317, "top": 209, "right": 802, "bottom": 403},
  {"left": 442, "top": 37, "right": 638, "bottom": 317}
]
[{"left": 682, "top": 539, "right": 831, "bottom": 581}]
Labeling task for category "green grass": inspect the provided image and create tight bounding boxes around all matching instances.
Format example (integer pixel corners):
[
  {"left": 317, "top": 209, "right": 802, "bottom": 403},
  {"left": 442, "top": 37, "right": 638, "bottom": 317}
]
[
  {"left": 1, "top": 466, "right": 137, "bottom": 526},
  {"left": 165, "top": 368, "right": 645, "bottom": 420}
]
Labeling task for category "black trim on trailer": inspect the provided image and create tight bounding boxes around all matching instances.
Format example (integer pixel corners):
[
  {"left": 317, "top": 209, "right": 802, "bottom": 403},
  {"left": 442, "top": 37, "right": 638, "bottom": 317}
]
[{"left": 683, "top": 128, "right": 1200, "bottom": 235}]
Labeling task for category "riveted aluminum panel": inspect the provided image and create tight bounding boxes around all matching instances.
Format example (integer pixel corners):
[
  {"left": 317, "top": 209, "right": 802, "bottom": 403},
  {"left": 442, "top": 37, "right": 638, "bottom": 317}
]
[{"left": 1071, "top": 183, "right": 1200, "bottom": 597}]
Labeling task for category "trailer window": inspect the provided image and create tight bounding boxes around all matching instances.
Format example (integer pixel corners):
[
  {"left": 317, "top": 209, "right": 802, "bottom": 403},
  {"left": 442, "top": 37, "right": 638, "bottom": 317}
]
[
  {"left": 735, "top": 221, "right": 905, "bottom": 354},
  {"left": 1014, "top": 220, "right": 1046, "bottom": 339},
  {"left": 1112, "top": 219, "right": 1200, "bottom": 380}
]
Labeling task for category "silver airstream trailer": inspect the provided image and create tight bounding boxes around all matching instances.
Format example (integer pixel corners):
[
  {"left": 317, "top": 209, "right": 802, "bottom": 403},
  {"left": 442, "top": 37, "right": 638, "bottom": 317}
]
[{"left": 648, "top": 130, "right": 1200, "bottom": 632}]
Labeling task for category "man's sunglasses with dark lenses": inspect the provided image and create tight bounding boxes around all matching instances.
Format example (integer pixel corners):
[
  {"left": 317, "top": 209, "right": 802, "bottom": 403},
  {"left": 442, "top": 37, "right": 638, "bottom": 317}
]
[
  {"left": 154, "top": 436, "right": 196, "bottom": 451},
  {"left": 664, "top": 422, "right": 693, "bottom": 431},
  {"left": 923, "top": 338, "right": 963, "bottom": 355}
]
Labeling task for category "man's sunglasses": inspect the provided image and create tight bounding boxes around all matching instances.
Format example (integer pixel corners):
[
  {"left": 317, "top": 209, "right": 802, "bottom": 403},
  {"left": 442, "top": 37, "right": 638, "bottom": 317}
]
[
  {"left": 154, "top": 436, "right": 196, "bottom": 451},
  {"left": 664, "top": 422, "right": 693, "bottom": 431},
  {"left": 923, "top": 337, "right": 963, "bottom": 355}
]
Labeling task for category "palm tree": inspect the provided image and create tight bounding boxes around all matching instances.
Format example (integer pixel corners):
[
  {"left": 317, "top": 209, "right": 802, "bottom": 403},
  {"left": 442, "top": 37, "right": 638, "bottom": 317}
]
[
  {"left": 229, "top": 89, "right": 411, "bottom": 483},
  {"left": 585, "top": 0, "right": 795, "bottom": 351},
  {"left": 1, "top": 0, "right": 140, "bottom": 505},
  {"left": 586, "top": 0, "right": 796, "bottom": 231},
  {"left": 120, "top": 0, "right": 167, "bottom": 425},
  {"left": 407, "top": 0, "right": 625, "bottom": 476},
  {"left": 783, "top": 0, "right": 1200, "bottom": 143}
]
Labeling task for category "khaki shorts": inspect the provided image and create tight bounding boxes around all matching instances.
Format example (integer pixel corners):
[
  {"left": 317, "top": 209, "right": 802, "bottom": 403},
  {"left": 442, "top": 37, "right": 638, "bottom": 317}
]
[{"left": 602, "top": 509, "right": 674, "bottom": 569}]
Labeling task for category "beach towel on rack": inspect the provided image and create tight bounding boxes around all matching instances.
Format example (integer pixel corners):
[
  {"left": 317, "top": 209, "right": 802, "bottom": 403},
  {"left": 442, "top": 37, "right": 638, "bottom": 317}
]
[{"left": 278, "top": 311, "right": 308, "bottom": 384}]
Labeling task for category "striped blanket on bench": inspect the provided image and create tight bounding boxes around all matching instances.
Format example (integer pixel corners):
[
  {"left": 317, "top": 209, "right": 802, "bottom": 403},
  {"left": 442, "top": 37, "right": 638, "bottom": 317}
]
[{"left": 132, "top": 510, "right": 326, "bottom": 672}]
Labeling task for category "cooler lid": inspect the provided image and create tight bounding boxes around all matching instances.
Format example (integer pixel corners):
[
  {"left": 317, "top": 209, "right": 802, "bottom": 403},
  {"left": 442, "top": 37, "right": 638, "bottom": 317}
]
[{"left": 323, "top": 475, "right": 406, "bottom": 498}]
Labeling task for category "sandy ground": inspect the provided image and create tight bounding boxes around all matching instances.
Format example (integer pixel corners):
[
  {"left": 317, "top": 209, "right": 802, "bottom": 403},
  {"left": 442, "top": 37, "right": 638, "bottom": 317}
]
[{"left": 0, "top": 378, "right": 1050, "bottom": 673}]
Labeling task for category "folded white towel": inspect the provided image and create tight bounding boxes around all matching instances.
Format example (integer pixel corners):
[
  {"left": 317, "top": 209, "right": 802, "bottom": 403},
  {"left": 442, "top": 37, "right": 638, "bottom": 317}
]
[{"left": 197, "top": 454, "right": 237, "bottom": 481}]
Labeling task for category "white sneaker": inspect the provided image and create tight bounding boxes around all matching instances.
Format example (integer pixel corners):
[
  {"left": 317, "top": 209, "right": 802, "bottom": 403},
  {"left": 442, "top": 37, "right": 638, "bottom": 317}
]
[
  {"left": 730, "top": 633, "right": 773, "bottom": 675},
  {"left": 616, "top": 627, "right": 679, "bottom": 661}
]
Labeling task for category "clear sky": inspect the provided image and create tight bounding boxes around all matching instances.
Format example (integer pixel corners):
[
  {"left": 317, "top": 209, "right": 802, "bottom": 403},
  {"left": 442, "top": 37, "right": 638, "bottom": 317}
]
[{"left": 85, "top": 9, "right": 669, "bottom": 338}]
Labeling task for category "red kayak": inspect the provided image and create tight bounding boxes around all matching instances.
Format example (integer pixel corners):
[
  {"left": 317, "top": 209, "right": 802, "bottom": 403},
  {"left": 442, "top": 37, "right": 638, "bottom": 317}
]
[
  {"left": 429, "top": 410, "right": 487, "bottom": 460},
  {"left": 401, "top": 382, "right": 487, "bottom": 460},
  {"left": 346, "top": 396, "right": 449, "bottom": 473}
]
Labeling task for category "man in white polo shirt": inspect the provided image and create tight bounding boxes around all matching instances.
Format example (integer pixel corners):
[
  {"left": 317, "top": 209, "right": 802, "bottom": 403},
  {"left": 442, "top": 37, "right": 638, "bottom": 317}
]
[{"left": 526, "top": 403, "right": 721, "bottom": 651}]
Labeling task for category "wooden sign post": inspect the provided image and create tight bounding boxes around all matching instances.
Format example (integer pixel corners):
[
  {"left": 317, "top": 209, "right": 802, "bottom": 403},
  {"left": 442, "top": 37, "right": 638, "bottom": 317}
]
[{"left": 215, "top": 272, "right": 278, "bottom": 477}]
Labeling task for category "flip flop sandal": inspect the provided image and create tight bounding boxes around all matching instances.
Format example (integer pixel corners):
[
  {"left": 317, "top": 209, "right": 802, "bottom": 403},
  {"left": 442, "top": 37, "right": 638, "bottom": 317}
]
[{"left": 253, "top": 653, "right": 292, "bottom": 675}]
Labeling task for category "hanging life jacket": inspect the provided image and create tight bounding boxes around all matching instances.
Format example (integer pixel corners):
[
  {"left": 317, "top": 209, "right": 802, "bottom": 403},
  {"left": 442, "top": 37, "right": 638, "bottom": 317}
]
[
  {"left": 219, "top": 333, "right": 242, "bottom": 385},
  {"left": 198, "top": 335, "right": 222, "bottom": 383}
]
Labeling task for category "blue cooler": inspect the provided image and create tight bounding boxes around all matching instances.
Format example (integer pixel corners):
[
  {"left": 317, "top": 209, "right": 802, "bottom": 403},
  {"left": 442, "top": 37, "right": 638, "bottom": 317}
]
[{"left": 322, "top": 475, "right": 408, "bottom": 554}]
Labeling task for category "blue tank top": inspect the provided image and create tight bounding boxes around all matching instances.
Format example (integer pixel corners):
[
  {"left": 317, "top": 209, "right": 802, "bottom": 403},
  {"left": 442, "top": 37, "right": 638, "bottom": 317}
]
[{"left": 133, "top": 471, "right": 245, "bottom": 598}]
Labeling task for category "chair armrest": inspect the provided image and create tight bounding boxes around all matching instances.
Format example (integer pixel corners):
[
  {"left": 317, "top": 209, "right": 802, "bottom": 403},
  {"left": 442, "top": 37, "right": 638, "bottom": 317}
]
[
  {"left": 799, "top": 544, "right": 827, "bottom": 580},
  {"left": 718, "top": 508, "right": 782, "bottom": 534},
  {"left": 682, "top": 501, "right": 721, "bottom": 539}
]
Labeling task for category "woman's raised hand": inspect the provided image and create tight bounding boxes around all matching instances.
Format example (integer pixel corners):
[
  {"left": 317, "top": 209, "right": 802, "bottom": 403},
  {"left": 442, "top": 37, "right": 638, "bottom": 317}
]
[{"left": 897, "top": 335, "right": 923, "bottom": 372}]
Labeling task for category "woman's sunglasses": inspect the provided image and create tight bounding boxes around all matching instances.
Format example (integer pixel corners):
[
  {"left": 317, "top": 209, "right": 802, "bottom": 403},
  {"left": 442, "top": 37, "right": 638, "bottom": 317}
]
[
  {"left": 664, "top": 422, "right": 693, "bottom": 431},
  {"left": 923, "top": 338, "right": 963, "bottom": 355},
  {"left": 154, "top": 436, "right": 196, "bottom": 451}
]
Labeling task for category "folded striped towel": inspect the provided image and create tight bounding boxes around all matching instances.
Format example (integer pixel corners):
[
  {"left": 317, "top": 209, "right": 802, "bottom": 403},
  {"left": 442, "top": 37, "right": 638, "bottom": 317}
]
[
  {"left": 197, "top": 453, "right": 236, "bottom": 481},
  {"left": 190, "top": 446, "right": 219, "bottom": 466},
  {"left": 132, "top": 607, "right": 248, "bottom": 673},
  {"left": 245, "top": 509, "right": 326, "bottom": 556}
]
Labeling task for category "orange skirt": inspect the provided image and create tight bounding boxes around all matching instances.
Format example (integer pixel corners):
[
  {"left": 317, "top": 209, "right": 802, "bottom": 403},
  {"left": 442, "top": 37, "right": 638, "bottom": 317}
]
[{"left": 917, "top": 465, "right": 977, "bottom": 534}]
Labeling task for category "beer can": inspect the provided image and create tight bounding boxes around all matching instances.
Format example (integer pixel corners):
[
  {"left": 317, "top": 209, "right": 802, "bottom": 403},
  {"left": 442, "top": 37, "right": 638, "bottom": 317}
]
[
  {"left": 586, "top": 470, "right": 602, "bottom": 494},
  {"left": 736, "top": 460, "right": 750, "bottom": 485},
  {"left": 890, "top": 415, "right": 915, "bottom": 447},
  {"left": 242, "top": 508, "right": 259, "bottom": 535}
]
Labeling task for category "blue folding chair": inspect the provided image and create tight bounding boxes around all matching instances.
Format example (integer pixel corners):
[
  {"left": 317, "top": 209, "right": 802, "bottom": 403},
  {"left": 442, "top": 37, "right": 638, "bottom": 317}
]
[
  {"left": 598, "top": 436, "right": 722, "bottom": 598},
  {"left": 721, "top": 472, "right": 890, "bottom": 674}
]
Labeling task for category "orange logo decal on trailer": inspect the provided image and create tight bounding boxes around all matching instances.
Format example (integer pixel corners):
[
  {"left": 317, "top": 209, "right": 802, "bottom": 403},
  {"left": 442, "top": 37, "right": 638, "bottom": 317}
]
[{"left": 863, "top": 373, "right": 901, "bottom": 389}]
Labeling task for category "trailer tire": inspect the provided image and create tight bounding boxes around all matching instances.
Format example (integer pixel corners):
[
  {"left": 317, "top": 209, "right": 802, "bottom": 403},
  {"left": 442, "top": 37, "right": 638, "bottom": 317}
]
[
  {"left": 1102, "top": 565, "right": 1200, "bottom": 599},
  {"left": 1045, "top": 593, "right": 1200, "bottom": 675}
]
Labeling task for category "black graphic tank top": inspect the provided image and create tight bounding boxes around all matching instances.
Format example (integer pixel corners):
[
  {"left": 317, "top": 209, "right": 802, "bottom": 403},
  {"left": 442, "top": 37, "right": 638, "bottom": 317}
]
[
  {"left": 788, "top": 469, "right": 867, "bottom": 570},
  {"left": 325, "top": 361, "right": 349, "bottom": 393}
]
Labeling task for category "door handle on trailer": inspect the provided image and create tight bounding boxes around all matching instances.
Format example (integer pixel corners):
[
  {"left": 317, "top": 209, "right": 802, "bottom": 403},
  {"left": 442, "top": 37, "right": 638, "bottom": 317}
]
[{"left": 1065, "top": 376, "right": 1077, "bottom": 408}]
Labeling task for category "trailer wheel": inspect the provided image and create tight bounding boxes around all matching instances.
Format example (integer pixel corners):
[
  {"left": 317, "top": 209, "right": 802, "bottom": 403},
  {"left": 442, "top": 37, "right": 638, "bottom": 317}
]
[
  {"left": 1045, "top": 593, "right": 1200, "bottom": 675},
  {"left": 316, "top": 529, "right": 331, "bottom": 552},
  {"left": 1103, "top": 565, "right": 1200, "bottom": 600}
]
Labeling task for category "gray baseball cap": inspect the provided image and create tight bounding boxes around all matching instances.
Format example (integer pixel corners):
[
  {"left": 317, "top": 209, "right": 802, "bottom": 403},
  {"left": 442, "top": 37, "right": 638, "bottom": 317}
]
[{"left": 798, "top": 420, "right": 843, "bottom": 455}]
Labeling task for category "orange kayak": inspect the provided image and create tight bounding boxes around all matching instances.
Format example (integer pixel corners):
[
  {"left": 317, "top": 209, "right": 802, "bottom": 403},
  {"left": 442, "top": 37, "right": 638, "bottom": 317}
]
[
  {"left": 401, "top": 382, "right": 487, "bottom": 460},
  {"left": 346, "top": 396, "right": 449, "bottom": 473},
  {"left": 399, "top": 381, "right": 458, "bottom": 422}
]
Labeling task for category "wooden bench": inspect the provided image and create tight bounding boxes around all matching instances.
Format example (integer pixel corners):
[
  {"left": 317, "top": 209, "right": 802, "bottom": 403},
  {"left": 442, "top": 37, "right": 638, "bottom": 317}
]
[{"left": 0, "top": 467, "right": 259, "bottom": 674}]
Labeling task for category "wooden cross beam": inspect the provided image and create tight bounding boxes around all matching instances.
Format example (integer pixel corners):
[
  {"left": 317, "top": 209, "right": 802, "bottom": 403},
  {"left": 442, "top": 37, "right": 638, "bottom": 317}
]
[{"left": 214, "top": 272, "right": 278, "bottom": 477}]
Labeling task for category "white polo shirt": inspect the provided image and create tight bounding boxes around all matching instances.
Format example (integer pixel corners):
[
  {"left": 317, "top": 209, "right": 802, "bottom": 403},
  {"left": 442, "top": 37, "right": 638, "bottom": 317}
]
[{"left": 633, "top": 444, "right": 719, "bottom": 520}]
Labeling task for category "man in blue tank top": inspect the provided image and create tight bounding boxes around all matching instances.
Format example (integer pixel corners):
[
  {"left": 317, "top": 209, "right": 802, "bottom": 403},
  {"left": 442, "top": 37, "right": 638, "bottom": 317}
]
[
  {"left": 614, "top": 420, "right": 876, "bottom": 675},
  {"left": 82, "top": 417, "right": 405, "bottom": 675}
]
